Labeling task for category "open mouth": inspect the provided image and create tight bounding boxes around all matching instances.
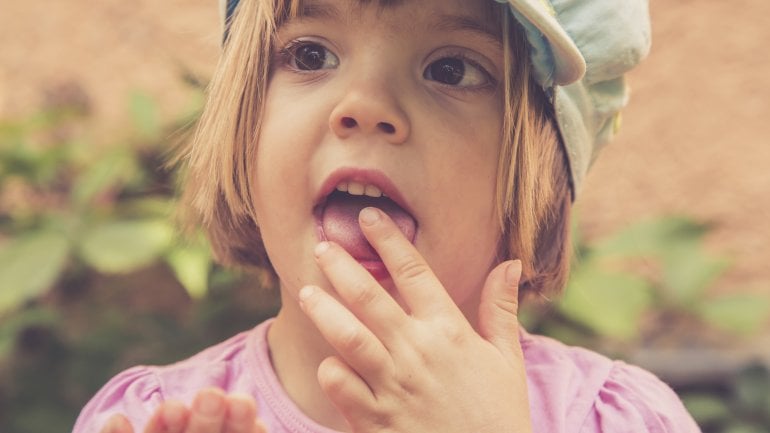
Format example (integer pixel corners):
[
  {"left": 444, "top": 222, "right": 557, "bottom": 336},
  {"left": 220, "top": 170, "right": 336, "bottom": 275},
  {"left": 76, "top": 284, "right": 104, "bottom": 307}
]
[{"left": 313, "top": 172, "right": 417, "bottom": 279}]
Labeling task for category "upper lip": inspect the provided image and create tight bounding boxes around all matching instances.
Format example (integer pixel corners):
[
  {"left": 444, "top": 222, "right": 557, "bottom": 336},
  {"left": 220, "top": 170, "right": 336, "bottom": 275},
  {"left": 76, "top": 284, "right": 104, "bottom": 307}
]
[{"left": 314, "top": 167, "right": 415, "bottom": 218}]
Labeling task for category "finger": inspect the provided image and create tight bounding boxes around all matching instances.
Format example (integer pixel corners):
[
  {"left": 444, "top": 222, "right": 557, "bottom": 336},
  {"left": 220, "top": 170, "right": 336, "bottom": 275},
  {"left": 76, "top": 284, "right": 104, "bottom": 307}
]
[
  {"left": 102, "top": 414, "right": 134, "bottom": 433},
  {"left": 224, "top": 394, "right": 260, "bottom": 433},
  {"left": 477, "top": 260, "right": 523, "bottom": 360},
  {"left": 358, "top": 207, "right": 460, "bottom": 318},
  {"left": 253, "top": 419, "right": 268, "bottom": 433},
  {"left": 313, "top": 240, "right": 407, "bottom": 341},
  {"left": 186, "top": 388, "right": 227, "bottom": 433},
  {"left": 141, "top": 401, "right": 189, "bottom": 433},
  {"left": 298, "top": 284, "right": 392, "bottom": 381},
  {"left": 317, "top": 356, "right": 377, "bottom": 417}
]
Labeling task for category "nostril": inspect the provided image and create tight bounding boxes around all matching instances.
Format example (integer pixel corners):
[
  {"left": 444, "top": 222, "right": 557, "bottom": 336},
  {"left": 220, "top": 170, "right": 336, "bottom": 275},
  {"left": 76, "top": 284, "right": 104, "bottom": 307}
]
[
  {"left": 377, "top": 122, "right": 396, "bottom": 134},
  {"left": 341, "top": 117, "right": 357, "bottom": 128}
]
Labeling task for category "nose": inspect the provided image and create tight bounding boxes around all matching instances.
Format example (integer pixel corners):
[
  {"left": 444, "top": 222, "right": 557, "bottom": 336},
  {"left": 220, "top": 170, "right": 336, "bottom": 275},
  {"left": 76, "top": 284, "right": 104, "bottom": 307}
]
[{"left": 329, "top": 83, "right": 411, "bottom": 144}]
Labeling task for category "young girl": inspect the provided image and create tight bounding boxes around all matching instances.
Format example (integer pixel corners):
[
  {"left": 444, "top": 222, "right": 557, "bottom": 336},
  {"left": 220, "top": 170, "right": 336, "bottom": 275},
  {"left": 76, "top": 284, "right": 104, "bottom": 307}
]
[{"left": 74, "top": 0, "right": 702, "bottom": 432}]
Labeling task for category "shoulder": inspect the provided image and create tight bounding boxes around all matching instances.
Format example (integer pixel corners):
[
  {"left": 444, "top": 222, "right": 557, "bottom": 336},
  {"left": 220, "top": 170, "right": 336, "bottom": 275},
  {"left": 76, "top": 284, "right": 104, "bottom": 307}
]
[
  {"left": 521, "top": 331, "right": 701, "bottom": 433},
  {"left": 587, "top": 361, "right": 701, "bottom": 433},
  {"left": 72, "top": 322, "right": 267, "bottom": 433},
  {"left": 71, "top": 365, "right": 163, "bottom": 433}
]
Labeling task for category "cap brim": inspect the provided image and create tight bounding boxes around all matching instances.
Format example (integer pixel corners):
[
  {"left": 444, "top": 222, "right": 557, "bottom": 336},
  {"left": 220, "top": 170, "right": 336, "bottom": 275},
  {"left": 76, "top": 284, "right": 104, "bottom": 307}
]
[{"left": 506, "top": 0, "right": 586, "bottom": 85}]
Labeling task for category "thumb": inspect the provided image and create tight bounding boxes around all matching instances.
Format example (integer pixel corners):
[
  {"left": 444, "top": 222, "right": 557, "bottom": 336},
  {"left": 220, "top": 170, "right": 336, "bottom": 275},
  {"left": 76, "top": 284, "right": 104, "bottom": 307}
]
[{"left": 478, "top": 259, "right": 523, "bottom": 359}]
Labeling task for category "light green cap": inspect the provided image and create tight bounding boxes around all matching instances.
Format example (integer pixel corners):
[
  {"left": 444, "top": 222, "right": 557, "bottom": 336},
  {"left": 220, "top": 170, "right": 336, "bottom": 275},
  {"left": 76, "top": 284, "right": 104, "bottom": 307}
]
[{"left": 498, "top": 0, "right": 652, "bottom": 195}]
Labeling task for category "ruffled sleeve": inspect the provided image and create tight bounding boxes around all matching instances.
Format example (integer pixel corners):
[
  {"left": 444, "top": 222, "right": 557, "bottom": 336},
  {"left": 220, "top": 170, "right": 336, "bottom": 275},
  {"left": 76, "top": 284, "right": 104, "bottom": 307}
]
[
  {"left": 72, "top": 366, "right": 164, "bottom": 433},
  {"left": 580, "top": 362, "right": 701, "bottom": 433}
]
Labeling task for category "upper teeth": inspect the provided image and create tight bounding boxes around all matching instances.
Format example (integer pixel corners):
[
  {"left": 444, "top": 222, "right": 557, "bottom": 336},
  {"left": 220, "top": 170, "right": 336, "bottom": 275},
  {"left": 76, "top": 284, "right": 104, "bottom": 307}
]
[{"left": 336, "top": 181, "right": 384, "bottom": 198}]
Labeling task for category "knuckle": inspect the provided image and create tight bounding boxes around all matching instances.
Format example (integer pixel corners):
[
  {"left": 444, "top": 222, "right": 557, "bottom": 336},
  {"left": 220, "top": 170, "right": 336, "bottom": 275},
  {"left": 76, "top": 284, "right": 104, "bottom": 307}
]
[
  {"left": 393, "top": 256, "right": 430, "bottom": 282},
  {"left": 349, "top": 282, "right": 379, "bottom": 308},
  {"left": 369, "top": 412, "right": 395, "bottom": 432},
  {"left": 401, "top": 327, "right": 441, "bottom": 368},
  {"left": 394, "top": 370, "right": 421, "bottom": 396},
  {"left": 337, "top": 328, "right": 369, "bottom": 354},
  {"left": 317, "top": 360, "right": 347, "bottom": 392},
  {"left": 439, "top": 320, "right": 468, "bottom": 345},
  {"left": 408, "top": 325, "right": 435, "bottom": 350},
  {"left": 492, "top": 296, "right": 519, "bottom": 316},
  {"left": 380, "top": 226, "right": 402, "bottom": 242}
]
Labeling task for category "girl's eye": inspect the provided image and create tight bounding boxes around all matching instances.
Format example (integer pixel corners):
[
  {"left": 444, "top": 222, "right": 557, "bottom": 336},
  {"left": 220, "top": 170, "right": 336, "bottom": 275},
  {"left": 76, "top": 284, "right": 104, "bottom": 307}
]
[
  {"left": 286, "top": 42, "right": 339, "bottom": 71},
  {"left": 423, "top": 57, "right": 490, "bottom": 88}
]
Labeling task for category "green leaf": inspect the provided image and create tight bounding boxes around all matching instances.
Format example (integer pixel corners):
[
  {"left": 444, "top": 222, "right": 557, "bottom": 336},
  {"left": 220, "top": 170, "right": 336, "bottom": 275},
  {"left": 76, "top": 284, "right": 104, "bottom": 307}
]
[
  {"left": 78, "top": 219, "right": 174, "bottom": 273},
  {"left": 680, "top": 393, "right": 731, "bottom": 425},
  {"left": 516, "top": 304, "right": 541, "bottom": 330},
  {"left": 70, "top": 146, "right": 139, "bottom": 207},
  {"left": 724, "top": 422, "right": 767, "bottom": 433},
  {"left": 539, "top": 321, "right": 593, "bottom": 347},
  {"left": 696, "top": 294, "right": 770, "bottom": 335},
  {"left": 129, "top": 91, "right": 160, "bottom": 139},
  {"left": 588, "top": 215, "right": 730, "bottom": 308},
  {"left": 734, "top": 365, "right": 770, "bottom": 414},
  {"left": 0, "top": 307, "right": 59, "bottom": 358},
  {"left": 660, "top": 247, "right": 730, "bottom": 305},
  {"left": 0, "top": 231, "right": 70, "bottom": 315},
  {"left": 166, "top": 244, "right": 212, "bottom": 299},
  {"left": 593, "top": 216, "right": 708, "bottom": 259},
  {"left": 119, "top": 197, "right": 174, "bottom": 219},
  {"left": 558, "top": 264, "right": 653, "bottom": 339}
]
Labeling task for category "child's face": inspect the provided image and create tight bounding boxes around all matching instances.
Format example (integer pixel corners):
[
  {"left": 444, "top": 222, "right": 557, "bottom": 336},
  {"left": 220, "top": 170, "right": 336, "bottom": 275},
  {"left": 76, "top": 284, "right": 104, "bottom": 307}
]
[{"left": 253, "top": 0, "right": 506, "bottom": 316}]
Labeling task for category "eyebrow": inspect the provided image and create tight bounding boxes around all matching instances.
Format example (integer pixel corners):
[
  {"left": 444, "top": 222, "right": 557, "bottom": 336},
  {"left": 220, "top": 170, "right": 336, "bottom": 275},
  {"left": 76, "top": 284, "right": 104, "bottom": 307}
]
[
  {"left": 431, "top": 14, "right": 503, "bottom": 48},
  {"left": 298, "top": 1, "right": 342, "bottom": 20},
  {"left": 293, "top": 1, "right": 502, "bottom": 48}
]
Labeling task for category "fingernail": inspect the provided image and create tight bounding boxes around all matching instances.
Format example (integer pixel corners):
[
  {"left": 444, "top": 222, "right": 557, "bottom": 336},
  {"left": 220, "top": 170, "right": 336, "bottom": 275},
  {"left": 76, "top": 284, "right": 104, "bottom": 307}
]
[
  {"left": 298, "top": 285, "right": 315, "bottom": 301},
  {"left": 506, "top": 260, "right": 522, "bottom": 285},
  {"left": 314, "top": 241, "right": 330, "bottom": 257},
  {"left": 194, "top": 390, "right": 224, "bottom": 416},
  {"left": 359, "top": 207, "right": 380, "bottom": 226}
]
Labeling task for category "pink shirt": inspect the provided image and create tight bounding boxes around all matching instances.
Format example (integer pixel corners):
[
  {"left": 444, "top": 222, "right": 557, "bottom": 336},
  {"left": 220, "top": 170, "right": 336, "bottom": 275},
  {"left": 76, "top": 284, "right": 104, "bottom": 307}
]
[{"left": 73, "top": 319, "right": 701, "bottom": 433}]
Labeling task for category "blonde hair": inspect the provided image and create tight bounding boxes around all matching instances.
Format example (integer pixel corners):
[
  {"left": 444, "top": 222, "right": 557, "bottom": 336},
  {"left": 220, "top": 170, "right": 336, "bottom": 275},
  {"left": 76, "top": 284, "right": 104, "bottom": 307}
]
[{"left": 177, "top": 0, "right": 572, "bottom": 300}]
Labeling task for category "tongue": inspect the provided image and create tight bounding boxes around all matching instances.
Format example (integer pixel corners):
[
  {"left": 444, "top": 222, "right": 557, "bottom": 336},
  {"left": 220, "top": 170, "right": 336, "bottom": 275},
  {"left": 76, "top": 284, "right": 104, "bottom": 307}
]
[{"left": 321, "top": 193, "right": 416, "bottom": 260}]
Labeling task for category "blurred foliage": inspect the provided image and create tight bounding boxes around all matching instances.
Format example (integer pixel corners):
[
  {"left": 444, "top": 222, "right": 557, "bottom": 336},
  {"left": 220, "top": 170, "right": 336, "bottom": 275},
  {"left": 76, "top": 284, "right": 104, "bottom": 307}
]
[
  {"left": 521, "top": 217, "right": 770, "bottom": 346},
  {"left": 0, "top": 89, "right": 209, "bottom": 315},
  {"left": 681, "top": 364, "right": 770, "bottom": 433},
  {"left": 0, "top": 84, "right": 768, "bottom": 433},
  {"left": 519, "top": 213, "right": 770, "bottom": 433},
  {"left": 0, "top": 84, "right": 280, "bottom": 432}
]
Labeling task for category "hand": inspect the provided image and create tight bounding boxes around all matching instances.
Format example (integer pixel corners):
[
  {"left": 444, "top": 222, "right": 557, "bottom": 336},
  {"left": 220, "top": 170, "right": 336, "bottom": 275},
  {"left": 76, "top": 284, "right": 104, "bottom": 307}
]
[
  {"left": 298, "top": 207, "right": 533, "bottom": 433},
  {"left": 99, "top": 388, "right": 267, "bottom": 433}
]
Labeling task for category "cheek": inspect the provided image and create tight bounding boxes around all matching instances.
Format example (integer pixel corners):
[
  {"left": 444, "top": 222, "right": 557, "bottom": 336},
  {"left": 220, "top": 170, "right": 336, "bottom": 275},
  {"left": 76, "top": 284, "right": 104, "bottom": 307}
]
[
  {"left": 249, "top": 118, "right": 298, "bottom": 263},
  {"left": 419, "top": 137, "right": 501, "bottom": 305},
  {"left": 437, "top": 194, "right": 500, "bottom": 289},
  {"left": 250, "top": 142, "right": 318, "bottom": 290},
  {"left": 248, "top": 89, "right": 331, "bottom": 291},
  {"left": 251, "top": 93, "right": 318, "bottom": 212}
]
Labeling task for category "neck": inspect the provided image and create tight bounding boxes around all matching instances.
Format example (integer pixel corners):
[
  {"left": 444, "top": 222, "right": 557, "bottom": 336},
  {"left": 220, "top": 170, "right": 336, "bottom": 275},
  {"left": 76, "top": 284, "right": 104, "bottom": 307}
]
[{"left": 267, "top": 289, "right": 351, "bottom": 432}]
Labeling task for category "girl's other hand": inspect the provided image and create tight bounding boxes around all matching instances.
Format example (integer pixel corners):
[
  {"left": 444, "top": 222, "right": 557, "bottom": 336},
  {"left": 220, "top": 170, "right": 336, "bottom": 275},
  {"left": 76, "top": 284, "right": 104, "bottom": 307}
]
[
  {"left": 299, "top": 207, "right": 533, "bottom": 433},
  {"left": 99, "top": 388, "right": 267, "bottom": 433}
]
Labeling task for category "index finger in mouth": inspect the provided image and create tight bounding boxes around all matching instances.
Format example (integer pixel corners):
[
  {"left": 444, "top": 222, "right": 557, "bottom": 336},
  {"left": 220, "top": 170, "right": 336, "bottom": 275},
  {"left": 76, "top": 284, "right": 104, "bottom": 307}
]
[{"left": 358, "top": 207, "right": 463, "bottom": 320}]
